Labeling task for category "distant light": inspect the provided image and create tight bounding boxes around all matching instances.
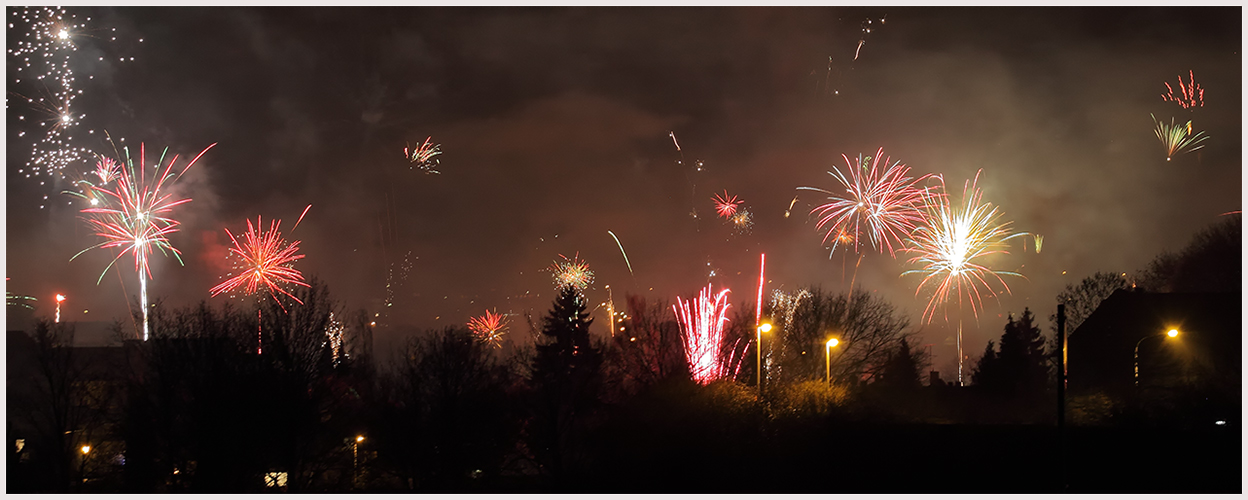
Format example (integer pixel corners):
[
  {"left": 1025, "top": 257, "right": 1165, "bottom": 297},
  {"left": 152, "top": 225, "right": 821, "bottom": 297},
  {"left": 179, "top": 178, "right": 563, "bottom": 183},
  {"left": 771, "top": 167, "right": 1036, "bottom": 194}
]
[
  {"left": 1215, "top": 420, "right": 1226, "bottom": 426},
  {"left": 1166, "top": 329, "right": 1179, "bottom": 338},
  {"left": 81, "top": 445, "right": 91, "bottom": 454},
  {"left": 355, "top": 435, "right": 365, "bottom": 443},
  {"left": 826, "top": 338, "right": 839, "bottom": 348},
  {"left": 758, "top": 323, "right": 772, "bottom": 333}
]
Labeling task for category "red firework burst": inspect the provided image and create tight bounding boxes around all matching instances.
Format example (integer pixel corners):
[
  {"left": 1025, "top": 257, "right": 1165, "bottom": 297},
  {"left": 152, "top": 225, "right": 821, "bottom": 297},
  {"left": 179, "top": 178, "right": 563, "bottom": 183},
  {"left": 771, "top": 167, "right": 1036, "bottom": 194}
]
[
  {"left": 209, "top": 216, "right": 309, "bottom": 310},
  {"left": 712, "top": 190, "right": 743, "bottom": 219},
  {"left": 467, "top": 309, "right": 510, "bottom": 348}
]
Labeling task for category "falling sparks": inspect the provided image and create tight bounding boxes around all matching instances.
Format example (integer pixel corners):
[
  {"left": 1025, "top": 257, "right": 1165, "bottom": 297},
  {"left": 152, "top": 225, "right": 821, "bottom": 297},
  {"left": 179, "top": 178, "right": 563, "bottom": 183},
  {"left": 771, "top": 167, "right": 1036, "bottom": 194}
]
[
  {"left": 404, "top": 136, "right": 442, "bottom": 174},
  {"left": 326, "top": 312, "right": 347, "bottom": 365},
  {"left": 712, "top": 190, "right": 743, "bottom": 219},
  {"left": 854, "top": 15, "right": 885, "bottom": 60},
  {"left": 672, "top": 284, "right": 741, "bottom": 385},
  {"left": 548, "top": 252, "right": 594, "bottom": 292},
  {"left": 799, "top": 147, "right": 929, "bottom": 258},
  {"left": 209, "top": 215, "right": 310, "bottom": 311},
  {"left": 70, "top": 142, "right": 216, "bottom": 341},
  {"left": 467, "top": 309, "right": 510, "bottom": 348},
  {"left": 1151, "top": 114, "right": 1209, "bottom": 161},
  {"left": 903, "top": 171, "right": 1023, "bottom": 324},
  {"left": 8, "top": 7, "right": 134, "bottom": 184},
  {"left": 1162, "top": 70, "right": 1204, "bottom": 110}
]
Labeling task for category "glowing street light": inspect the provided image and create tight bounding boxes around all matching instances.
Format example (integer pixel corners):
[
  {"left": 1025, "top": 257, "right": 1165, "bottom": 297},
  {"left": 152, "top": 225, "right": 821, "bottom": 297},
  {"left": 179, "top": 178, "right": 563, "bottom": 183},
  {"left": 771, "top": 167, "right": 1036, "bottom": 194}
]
[
  {"left": 80, "top": 445, "right": 90, "bottom": 455},
  {"left": 825, "top": 337, "right": 840, "bottom": 386},
  {"left": 353, "top": 435, "right": 366, "bottom": 489},
  {"left": 757, "top": 322, "right": 772, "bottom": 395},
  {"left": 1135, "top": 327, "right": 1180, "bottom": 386}
]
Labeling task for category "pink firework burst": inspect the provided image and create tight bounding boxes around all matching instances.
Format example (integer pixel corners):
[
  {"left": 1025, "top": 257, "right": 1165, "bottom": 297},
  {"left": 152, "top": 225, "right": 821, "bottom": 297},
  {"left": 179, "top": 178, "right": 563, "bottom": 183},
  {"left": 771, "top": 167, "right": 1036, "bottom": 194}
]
[
  {"left": 672, "top": 284, "right": 743, "bottom": 385},
  {"left": 712, "top": 190, "right": 743, "bottom": 219},
  {"left": 94, "top": 156, "right": 120, "bottom": 184},
  {"left": 209, "top": 216, "right": 309, "bottom": 311},
  {"left": 467, "top": 309, "right": 510, "bottom": 348},
  {"left": 1162, "top": 70, "right": 1204, "bottom": 110},
  {"left": 798, "top": 147, "right": 930, "bottom": 257}
]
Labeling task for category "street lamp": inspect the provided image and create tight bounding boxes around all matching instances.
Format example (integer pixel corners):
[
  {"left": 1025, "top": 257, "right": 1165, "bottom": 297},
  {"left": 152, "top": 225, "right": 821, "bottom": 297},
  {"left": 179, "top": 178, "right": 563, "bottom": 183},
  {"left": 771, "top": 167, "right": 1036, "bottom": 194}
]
[
  {"left": 825, "top": 338, "right": 840, "bottom": 386},
  {"left": 1134, "top": 328, "right": 1180, "bottom": 386},
  {"left": 353, "top": 435, "right": 365, "bottom": 489},
  {"left": 757, "top": 322, "right": 772, "bottom": 395}
]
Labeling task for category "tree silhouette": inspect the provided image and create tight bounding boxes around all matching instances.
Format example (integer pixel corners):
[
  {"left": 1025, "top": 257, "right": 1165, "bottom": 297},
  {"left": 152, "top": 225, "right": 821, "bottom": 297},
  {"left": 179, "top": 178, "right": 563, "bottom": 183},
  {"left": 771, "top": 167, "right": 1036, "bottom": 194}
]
[
  {"left": 1136, "top": 215, "right": 1240, "bottom": 293},
  {"left": 972, "top": 309, "right": 1048, "bottom": 401},
  {"left": 875, "top": 337, "right": 923, "bottom": 392},
  {"left": 528, "top": 286, "right": 603, "bottom": 483}
]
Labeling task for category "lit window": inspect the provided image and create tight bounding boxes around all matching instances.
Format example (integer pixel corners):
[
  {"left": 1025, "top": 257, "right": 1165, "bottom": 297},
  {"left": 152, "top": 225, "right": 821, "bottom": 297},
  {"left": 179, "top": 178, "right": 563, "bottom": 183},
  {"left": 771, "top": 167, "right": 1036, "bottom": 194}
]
[{"left": 264, "top": 471, "right": 288, "bottom": 488}]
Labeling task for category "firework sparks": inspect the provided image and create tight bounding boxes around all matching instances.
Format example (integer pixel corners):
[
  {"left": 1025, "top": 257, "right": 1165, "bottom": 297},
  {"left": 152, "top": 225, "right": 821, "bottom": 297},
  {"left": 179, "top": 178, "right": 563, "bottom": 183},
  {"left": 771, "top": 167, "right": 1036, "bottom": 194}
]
[
  {"left": 71, "top": 142, "right": 216, "bottom": 341},
  {"left": 404, "top": 136, "right": 443, "bottom": 174},
  {"left": 467, "top": 309, "right": 510, "bottom": 348},
  {"left": 903, "top": 171, "right": 1024, "bottom": 324},
  {"left": 798, "top": 147, "right": 930, "bottom": 258},
  {"left": 209, "top": 215, "right": 310, "bottom": 310},
  {"left": 9, "top": 8, "right": 136, "bottom": 185},
  {"left": 729, "top": 208, "right": 754, "bottom": 235},
  {"left": 326, "top": 312, "right": 346, "bottom": 365},
  {"left": 548, "top": 252, "right": 595, "bottom": 292},
  {"left": 854, "top": 16, "right": 884, "bottom": 60},
  {"left": 784, "top": 195, "right": 799, "bottom": 218},
  {"left": 1162, "top": 70, "right": 1204, "bottom": 110},
  {"left": 1033, "top": 234, "right": 1043, "bottom": 254},
  {"left": 1151, "top": 114, "right": 1209, "bottom": 161},
  {"left": 673, "top": 284, "right": 742, "bottom": 385},
  {"left": 712, "top": 190, "right": 743, "bottom": 219}
]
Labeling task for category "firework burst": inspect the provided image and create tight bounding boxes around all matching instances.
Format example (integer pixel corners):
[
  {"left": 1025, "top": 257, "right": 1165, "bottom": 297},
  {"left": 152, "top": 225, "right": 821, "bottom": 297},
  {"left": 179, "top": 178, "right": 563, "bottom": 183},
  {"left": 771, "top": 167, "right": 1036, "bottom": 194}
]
[
  {"left": 1162, "top": 70, "right": 1204, "bottom": 110},
  {"left": 405, "top": 136, "right": 443, "bottom": 174},
  {"left": 209, "top": 215, "right": 310, "bottom": 310},
  {"left": 673, "top": 284, "right": 742, "bottom": 385},
  {"left": 712, "top": 190, "right": 743, "bottom": 218},
  {"left": 1151, "top": 114, "right": 1209, "bottom": 161},
  {"left": 729, "top": 208, "right": 754, "bottom": 235},
  {"left": 798, "top": 147, "right": 930, "bottom": 257},
  {"left": 548, "top": 253, "right": 595, "bottom": 292},
  {"left": 903, "top": 171, "right": 1024, "bottom": 323},
  {"left": 71, "top": 142, "right": 216, "bottom": 341},
  {"left": 467, "top": 309, "right": 510, "bottom": 348}
]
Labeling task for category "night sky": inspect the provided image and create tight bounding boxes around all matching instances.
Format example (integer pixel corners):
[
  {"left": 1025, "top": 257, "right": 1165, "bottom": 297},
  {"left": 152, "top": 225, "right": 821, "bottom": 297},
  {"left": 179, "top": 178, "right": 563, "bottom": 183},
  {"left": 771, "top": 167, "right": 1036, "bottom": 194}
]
[{"left": 5, "top": 7, "right": 1241, "bottom": 375}]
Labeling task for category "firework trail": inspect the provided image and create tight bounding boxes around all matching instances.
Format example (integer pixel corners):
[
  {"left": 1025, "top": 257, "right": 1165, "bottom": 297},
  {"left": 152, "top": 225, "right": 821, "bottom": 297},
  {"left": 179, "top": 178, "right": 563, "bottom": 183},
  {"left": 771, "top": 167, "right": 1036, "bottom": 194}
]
[
  {"left": 404, "top": 136, "right": 443, "bottom": 174},
  {"left": 712, "top": 190, "right": 743, "bottom": 219},
  {"left": 1151, "top": 114, "right": 1209, "bottom": 161},
  {"left": 467, "top": 309, "right": 510, "bottom": 348},
  {"left": 292, "top": 204, "right": 312, "bottom": 231},
  {"left": 854, "top": 15, "right": 884, "bottom": 61},
  {"left": 71, "top": 142, "right": 216, "bottom": 341},
  {"left": 673, "top": 284, "right": 742, "bottom": 385},
  {"left": 798, "top": 147, "right": 930, "bottom": 258},
  {"left": 1162, "top": 70, "right": 1204, "bottom": 110},
  {"left": 9, "top": 7, "right": 137, "bottom": 185},
  {"left": 902, "top": 171, "right": 1024, "bottom": 385},
  {"left": 607, "top": 231, "right": 634, "bottom": 276},
  {"left": 784, "top": 195, "right": 799, "bottom": 218},
  {"left": 549, "top": 252, "right": 595, "bottom": 292},
  {"left": 6, "top": 279, "right": 37, "bottom": 310},
  {"left": 210, "top": 215, "right": 310, "bottom": 308},
  {"left": 669, "top": 131, "right": 704, "bottom": 222}
]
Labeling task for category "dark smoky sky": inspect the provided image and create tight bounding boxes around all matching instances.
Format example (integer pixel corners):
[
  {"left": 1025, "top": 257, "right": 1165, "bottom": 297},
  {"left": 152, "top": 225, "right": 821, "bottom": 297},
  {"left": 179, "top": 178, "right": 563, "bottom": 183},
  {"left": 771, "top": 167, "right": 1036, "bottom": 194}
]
[{"left": 5, "top": 7, "right": 1241, "bottom": 373}]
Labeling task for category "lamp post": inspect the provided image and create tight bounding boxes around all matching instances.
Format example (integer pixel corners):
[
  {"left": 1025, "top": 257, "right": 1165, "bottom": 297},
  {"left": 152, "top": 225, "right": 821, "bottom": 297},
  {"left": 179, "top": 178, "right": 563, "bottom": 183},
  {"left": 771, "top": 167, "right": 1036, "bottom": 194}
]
[
  {"left": 756, "top": 322, "right": 772, "bottom": 395},
  {"left": 1134, "top": 328, "right": 1179, "bottom": 386},
  {"left": 353, "top": 435, "right": 365, "bottom": 489},
  {"left": 825, "top": 338, "right": 840, "bottom": 386}
]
